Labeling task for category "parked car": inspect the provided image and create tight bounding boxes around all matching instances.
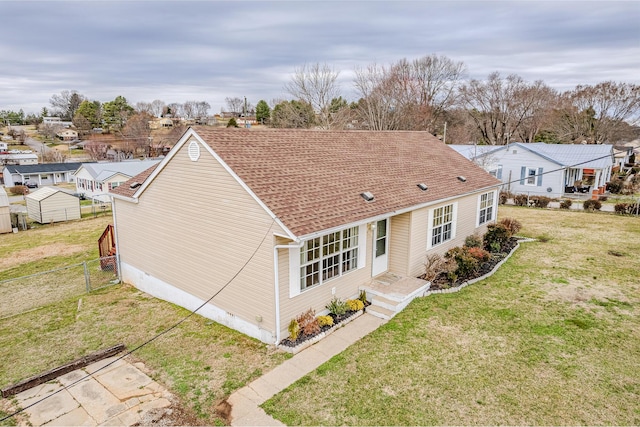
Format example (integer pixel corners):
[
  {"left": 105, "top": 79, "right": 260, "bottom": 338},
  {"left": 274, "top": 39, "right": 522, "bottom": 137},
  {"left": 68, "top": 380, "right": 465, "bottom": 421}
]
[{"left": 24, "top": 181, "right": 38, "bottom": 188}]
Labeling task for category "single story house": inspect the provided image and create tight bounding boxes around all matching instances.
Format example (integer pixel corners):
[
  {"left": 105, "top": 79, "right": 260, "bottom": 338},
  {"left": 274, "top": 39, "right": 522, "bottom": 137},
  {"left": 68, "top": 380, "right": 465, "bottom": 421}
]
[
  {"left": 74, "top": 160, "right": 161, "bottom": 202},
  {"left": 448, "top": 142, "right": 614, "bottom": 198},
  {"left": 0, "top": 142, "right": 8, "bottom": 151},
  {"left": 26, "top": 187, "right": 81, "bottom": 223},
  {"left": 57, "top": 129, "right": 79, "bottom": 141},
  {"left": 0, "top": 188, "right": 11, "bottom": 233},
  {"left": 2, "top": 163, "right": 83, "bottom": 187},
  {"left": 111, "top": 128, "right": 501, "bottom": 345},
  {"left": 0, "top": 152, "right": 38, "bottom": 166}
]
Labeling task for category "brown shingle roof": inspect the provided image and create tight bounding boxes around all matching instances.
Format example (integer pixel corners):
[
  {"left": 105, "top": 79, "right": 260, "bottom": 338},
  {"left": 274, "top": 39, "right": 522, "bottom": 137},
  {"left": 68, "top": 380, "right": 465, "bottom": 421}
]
[
  {"left": 113, "top": 128, "right": 500, "bottom": 237},
  {"left": 110, "top": 164, "right": 159, "bottom": 198}
]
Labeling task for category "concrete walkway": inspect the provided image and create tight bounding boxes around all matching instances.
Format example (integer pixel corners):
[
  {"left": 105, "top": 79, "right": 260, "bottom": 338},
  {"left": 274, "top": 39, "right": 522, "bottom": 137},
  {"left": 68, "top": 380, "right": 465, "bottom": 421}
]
[
  {"left": 12, "top": 357, "right": 173, "bottom": 426},
  {"left": 228, "top": 313, "right": 387, "bottom": 426}
]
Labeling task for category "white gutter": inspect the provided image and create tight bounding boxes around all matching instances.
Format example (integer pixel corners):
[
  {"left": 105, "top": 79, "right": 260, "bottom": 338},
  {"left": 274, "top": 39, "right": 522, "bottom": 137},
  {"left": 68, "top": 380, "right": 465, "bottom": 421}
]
[{"left": 273, "top": 240, "right": 303, "bottom": 345}]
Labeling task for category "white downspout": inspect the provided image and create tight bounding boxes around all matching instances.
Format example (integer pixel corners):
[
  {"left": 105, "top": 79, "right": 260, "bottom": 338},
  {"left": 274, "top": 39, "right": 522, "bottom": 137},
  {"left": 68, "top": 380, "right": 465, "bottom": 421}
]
[{"left": 273, "top": 241, "right": 303, "bottom": 345}]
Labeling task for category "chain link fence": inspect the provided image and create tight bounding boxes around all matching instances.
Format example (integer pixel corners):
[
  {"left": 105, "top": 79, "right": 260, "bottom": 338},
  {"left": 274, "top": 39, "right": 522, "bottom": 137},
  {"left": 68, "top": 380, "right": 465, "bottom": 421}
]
[{"left": 0, "top": 256, "right": 119, "bottom": 320}]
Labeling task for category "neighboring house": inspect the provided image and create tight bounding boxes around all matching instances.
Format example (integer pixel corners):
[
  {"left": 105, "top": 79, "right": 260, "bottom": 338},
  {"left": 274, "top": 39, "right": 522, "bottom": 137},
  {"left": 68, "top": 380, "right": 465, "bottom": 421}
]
[
  {"left": 0, "top": 153, "right": 38, "bottom": 166},
  {"left": 26, "top": 187, "right": 81, "bottom": 223},
  {"left": 42, "top": 117, "right": 62, "bottom": 125},
  {"left": 74, "top": 160, "right": 161, "bottom": 202},
  {"left": 111, "top": 127, "right": 501, "bottom": 345},
  {"left": 449, "top": 143, "right": 614, "bottom": 198},
  {"left": 2, "top": 163, "right": 83, "bottom": 187},
  {"left": 0, "top": 142, "right": 8, "bottom": 151},
  {"left": 613, "top": 145, "right": 633, "bottom": 171},
  {"left": 0, "top": 188, "right": 11, "bottom": 233},
  {"left": 57, "top": 129, "right": 79, "bottom": 141}
]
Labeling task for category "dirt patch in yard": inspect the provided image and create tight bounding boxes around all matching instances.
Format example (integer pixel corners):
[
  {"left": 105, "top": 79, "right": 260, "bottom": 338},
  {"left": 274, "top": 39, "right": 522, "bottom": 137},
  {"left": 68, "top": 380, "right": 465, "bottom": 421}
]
[
  {"left": 539, "top": 278, "right": 630, "bottom": 308},
  {"left": 0, "top": 243, "right": 87, "bottom": 270}
]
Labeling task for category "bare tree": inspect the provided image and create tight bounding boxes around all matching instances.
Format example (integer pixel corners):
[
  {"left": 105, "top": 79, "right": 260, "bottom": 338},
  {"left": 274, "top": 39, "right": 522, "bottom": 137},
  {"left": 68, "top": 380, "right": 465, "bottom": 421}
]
[
  {"left": 225, "top": 97, "right": 244, "bottom": 114},
  {"left": 121, "top": 112, "right": 152, "bottom": 156},
  {"left": 353, "top": 63, "right": 402, "bottom": 130},
  {"left": 459, "top": 72, "right": 554, "bottom": 145},
  {"left": 151, "top": 99, "right": 165, "bottom": 117},
  {"left": 84, "top": 140, "right": 108, "bottom": 161},
  {"left": 285, "top": 63, "right": 341, "bottom": 129},
  {"left": 552, "top": 81, "right": 640, "bottom": 143},
  {"left": 194, "top": 101, "right": 211, "bottom": 118},
  {"left": 49, "top": 90, "right": 85, "bottom": 120},
  {"left": 165, "top": 102, "right": 183, "bottom": 118},
  {"left": 135, "top": 102, "right": 153, "bottom": 115}
]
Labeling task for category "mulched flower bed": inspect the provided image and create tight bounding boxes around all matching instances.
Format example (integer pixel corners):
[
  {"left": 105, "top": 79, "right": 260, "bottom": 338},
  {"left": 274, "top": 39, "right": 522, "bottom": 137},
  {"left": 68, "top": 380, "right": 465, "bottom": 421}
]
[
  {"left": 428, "top": 237, "right": 519, "bottom": 290},
  {"left": 279, "top": 305, "right": 368, "bottom": 348}
]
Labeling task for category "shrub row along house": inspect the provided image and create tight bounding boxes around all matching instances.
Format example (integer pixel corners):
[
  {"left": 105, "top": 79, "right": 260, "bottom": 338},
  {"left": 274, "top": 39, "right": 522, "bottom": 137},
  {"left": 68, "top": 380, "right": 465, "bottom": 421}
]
[
  {"left": 449, "top": 143, "right": 614, "bottom": 199},
  {"left": 110, "top": 127, "right": 501, "bottom": 344}
]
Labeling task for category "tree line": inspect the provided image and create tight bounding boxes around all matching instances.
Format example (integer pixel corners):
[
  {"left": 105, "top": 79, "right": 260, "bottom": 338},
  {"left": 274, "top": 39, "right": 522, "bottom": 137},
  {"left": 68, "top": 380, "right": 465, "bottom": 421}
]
[{"left": 2, "top": 54, "right": 639, "bottom": 145}]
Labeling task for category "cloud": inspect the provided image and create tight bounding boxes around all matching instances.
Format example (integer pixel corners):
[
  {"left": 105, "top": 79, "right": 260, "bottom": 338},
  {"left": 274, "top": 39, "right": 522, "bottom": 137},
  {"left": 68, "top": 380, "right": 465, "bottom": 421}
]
[{"left": 1, "top": 1, "right": 638, "bottom": 114}]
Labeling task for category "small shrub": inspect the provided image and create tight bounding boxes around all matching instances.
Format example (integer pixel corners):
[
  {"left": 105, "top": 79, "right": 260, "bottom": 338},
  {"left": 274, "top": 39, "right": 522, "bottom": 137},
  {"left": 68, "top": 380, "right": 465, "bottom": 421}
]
[
  {"left": 513, "top": 194, "right": 529, "bottom": 206},
  {"left": 607, "top": 180, "right": 624, "bottom": 194},
  {"left": 615, "top": 203, "right": 628, "bottom": 214},
  {"left": 615, "top": 203, "right": 640, "bottom": 215},
  {"left": 423, "top": 253, "right": 457, "bottom": 282},
  {"left": 317, "top": 315, "right": 334, "bottom": 327},
  {"left": 9, "top": 185, "right": 28, "bottom": 195},
  {"left": 531, "top": 196, "right": 551, "bottom": 208},
  {"left": 537, "top": 233, "right": 552, "bottom": 243},
  {"left": 358, "top": 290, "right": 368, "bottom": 305},
  {"left": 346, "top": 299, "right": 364, "bottom": 312},
  {"left": 445, "top": 246, "right": 479, "bottom": 279},
  {"left": 464, "top": 233, "right": 483, "bottom": 248},
  {"left": 498, "top": 217, "right": 522, "bottom": 235},
  {"left": 288, "top": 319, "right": 300, "bottom": 342},
  {"left": 583, "top": 199, "right": 602, "bottom": 211},
  {"left": 499, "top": 191, "right": 512, "bottom": 205},
  {"left": 296, "top": 309, "right": 320, "bottom": 336},
  {"left": 325, "top": 297, "right": 348, "bottom": 316},
  {"left": 559, "top": 199, "right": 572, "bottom": 209},
  {"left": 484, "top": 223, "right": 511, "bottom": 252},
  {"left": 467, "top": 246, "right": 491, "bottom": 262}
]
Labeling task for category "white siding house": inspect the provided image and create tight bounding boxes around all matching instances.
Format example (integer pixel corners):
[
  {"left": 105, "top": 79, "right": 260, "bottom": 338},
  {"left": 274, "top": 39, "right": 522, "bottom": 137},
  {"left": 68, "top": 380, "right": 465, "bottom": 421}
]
[
  {"left": 0, "top": 188, "right": 11, "bottom": 233},
  {"left": 449, "top": 143, "right": 614, "bottom": 198},
  {"left": 26, "top": 187, "right": 81, "bottom": 223},
  {"left": 74, "top": 160, "right": 161, "bottom": 202}
]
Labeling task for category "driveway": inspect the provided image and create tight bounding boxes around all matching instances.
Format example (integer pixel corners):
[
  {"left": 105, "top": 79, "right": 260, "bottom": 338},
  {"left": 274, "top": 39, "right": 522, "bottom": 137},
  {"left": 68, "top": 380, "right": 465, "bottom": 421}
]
[{"left": 10, "top": 356, "right": 178, "bottom": 426}]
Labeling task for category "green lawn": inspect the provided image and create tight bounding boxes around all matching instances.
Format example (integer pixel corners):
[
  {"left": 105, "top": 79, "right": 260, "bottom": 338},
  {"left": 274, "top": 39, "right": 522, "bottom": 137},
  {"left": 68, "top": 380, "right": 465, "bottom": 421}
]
[{"left": 262, "top": 206, "right": 640, "bottom": 425}]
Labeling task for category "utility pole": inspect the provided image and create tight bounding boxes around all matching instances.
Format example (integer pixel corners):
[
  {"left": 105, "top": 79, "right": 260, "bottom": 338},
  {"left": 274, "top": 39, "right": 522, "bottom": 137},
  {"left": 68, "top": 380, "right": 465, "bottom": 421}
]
[{"left": 443, "top": 122, "right": 447, "bottom": 144}]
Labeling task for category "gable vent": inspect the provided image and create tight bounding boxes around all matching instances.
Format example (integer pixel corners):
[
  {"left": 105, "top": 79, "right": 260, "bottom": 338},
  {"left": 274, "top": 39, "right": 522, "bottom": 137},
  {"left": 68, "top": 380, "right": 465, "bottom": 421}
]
[
  {"left": 188, "top": 140, "right": 200, "bottom": 161},
  {"left": 417, "top": 183, "right": 428, "bottom": 191},
  {"left": 360, "top": 191, "right": 374, "bottom": 202}
]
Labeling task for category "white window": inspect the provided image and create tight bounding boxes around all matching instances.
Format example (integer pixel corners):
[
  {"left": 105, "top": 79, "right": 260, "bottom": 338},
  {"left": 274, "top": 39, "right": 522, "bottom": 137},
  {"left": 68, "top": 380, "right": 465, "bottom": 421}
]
[
  {"left": 299, "top": 226, "right": 359, "bottom": 291},
  {"left": 479, "top": 192, "right": 494, "bottom": 225},
  {"left": 431, "top": 204, "right": 454, "bottom": 247},
  {"left": 526, "top": 168, "right": 537, "bottom": 186}
]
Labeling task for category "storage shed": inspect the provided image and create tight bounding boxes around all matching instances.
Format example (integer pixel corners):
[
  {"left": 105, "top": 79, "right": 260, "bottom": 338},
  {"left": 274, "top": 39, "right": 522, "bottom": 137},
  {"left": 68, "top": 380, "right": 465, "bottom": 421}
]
[
  {"left": 0, "top": 188, "right": 11, "bottom": 233},
  {"left": 26, "top": 187, "right": 81, "bottom": 223}
]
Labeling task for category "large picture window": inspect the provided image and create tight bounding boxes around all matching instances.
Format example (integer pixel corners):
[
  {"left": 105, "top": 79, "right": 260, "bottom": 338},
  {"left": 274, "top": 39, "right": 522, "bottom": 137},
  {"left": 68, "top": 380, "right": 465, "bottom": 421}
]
[
  {"left": 432, "top": 204, "right": 453, "bottom": 246},
  {"left": 300, "top": 226, "right": 359, "bottom": 291},
  {"left": 479, "top": 192, "right": 494, "bottom": 225}
]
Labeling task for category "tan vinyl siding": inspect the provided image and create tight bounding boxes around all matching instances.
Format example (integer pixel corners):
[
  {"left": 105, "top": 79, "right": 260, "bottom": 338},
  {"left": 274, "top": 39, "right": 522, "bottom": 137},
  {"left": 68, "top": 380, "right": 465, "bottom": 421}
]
[
  {"left": 277, "top": 226, "right": 373, "bottom": 340},
  {"left": 26, "top": 191, "right": 80, "bottom": 223},
  {"left": 115, "top": 139, "right": 284, "bottom": 334},
  {"left": 388, "top": 212, "right": 411, "bottom": 276},
  {"left": 406, "top": 191, "right": 494, "bottom": 277}
]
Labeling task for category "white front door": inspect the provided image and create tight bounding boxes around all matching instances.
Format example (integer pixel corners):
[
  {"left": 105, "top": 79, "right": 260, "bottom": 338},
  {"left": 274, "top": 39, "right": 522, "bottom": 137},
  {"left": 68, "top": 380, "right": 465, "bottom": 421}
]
[{"left": 372, "top": 218, "right": 389, "bottom": 277}]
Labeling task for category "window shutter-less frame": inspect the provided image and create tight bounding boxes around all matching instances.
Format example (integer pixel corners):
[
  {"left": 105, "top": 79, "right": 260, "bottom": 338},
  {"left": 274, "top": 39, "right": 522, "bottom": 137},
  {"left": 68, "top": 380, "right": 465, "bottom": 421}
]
[
  {"left": 537, "top": 167, "right": 543, "bottom": 186},
  {"left": 497, "top": 165, "right": 503, "bottom": 179},
  {"left": 520, "top": 166, "right": 526, "bottom": 185}
]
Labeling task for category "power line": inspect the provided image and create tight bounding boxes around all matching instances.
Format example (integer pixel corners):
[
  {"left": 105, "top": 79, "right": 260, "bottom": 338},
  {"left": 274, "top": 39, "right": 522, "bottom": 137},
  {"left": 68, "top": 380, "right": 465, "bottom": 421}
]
[{"left": 1, "top": 219, "right": 275, "bottom": 423}]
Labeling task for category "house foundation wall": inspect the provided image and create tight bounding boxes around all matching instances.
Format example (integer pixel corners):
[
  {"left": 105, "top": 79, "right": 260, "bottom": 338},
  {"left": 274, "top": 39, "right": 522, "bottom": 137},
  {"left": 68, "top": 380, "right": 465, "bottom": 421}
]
[{"left": 120, "top": 261, "right": 276, "bottom": 344}]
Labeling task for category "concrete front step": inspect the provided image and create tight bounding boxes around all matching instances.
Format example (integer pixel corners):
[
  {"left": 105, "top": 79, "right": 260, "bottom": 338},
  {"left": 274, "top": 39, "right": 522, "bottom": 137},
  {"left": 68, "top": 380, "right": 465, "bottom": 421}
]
[
  {"left": 366, "top": 304, "right": 395, "bottom": 320},
  {"left": 370, "top": 294, "right": 401, "bottom": 311}
]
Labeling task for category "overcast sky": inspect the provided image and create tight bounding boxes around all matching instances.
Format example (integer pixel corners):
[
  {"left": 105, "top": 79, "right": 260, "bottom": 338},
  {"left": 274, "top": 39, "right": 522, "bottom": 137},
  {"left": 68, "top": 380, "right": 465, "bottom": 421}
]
[{"left": 2, "top": 1, "right": 639, "bottom": 115}]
